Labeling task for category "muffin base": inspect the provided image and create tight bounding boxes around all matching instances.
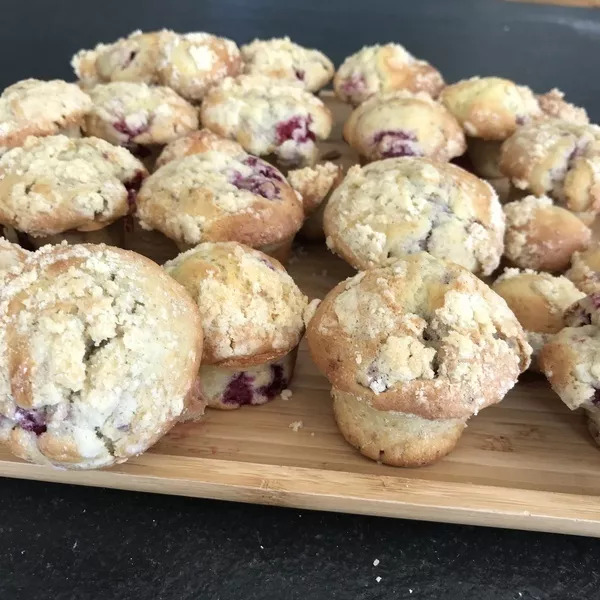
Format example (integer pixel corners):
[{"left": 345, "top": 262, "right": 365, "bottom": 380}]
[
  {"left": 201, "top": 348, "right": 298, "bottom": 410},
  {"left": 332, "top": 388, "right": 467, "bottom": 467}
]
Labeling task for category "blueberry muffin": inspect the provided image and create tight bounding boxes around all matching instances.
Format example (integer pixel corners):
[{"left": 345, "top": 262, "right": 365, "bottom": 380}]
[
  {"left": 155, "top": 128, "right": 244, "bottom": 169},
  {"left": 537, "top": 89, "right": 589, "bottom": 125},
  {"left": 164, "top": 242, "right": 308, "bottom": 409},
  {"left": 539, "top": 293, "right": 600, "bottom": 447},
  {"left": 200, "top": 75, "right": 332, "bottom": 167},
  {"left": 566, "top": 244, "right": 600, "bottom": 295},
  {"left": 0, "top": 79, "right": 91, "bottom": 151},
  {"left": 334, "top": 43, "right": 444, "bottom": 106},
  {"left": 343, "top": 90, "right": 465, "bottom": 163},
  {"left": 136, "top": 149, "right": 304, "bottom": 261},
  {"left": 0, "top": 135, "right": 147, "bottom": 247},
  {"left": 83, "top": 82, "right": 198, "bottom": 148},
  {"left": 72, "top": 30, "right": 241, "bottom": 102},
  {"left": 241, "top": 37, "right": 334, "bottom": 91},
  {"left": 324, "top": 157, "right": 504, "bottom": 275},
  {"left": 0, "top": 243, "right": 203, "bottom": 469},
  {"left": 306, "top": 252, "right": 530, "bottom": 466},
  {"left": 499, "top": 119, "right": 600, "bottom": 224},
  {"left": 287, "top": 161, "right": 343, "bottom": 240},
  {"left": 492, "top": 268, "right": 584, "bottom": 368},
  {"left": 503, "top": 195, "right": 591, "bottom": 272}
]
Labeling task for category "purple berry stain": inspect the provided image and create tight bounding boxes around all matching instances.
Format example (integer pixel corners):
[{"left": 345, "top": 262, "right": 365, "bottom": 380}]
[
  {"left": 113, "top": 118, "right": 150, "bottom": 142},
  {"left": 276, "top": 115, "right": 315, "bottom": 145},
  {"left": 294, "top": 69, "right": 305, "bottom": 81},
  {"left": 230, "top": 156, "right": 284, "bottom": 200},
  {"left": 123, "top": 170, "right": 144, "bottom": 232},
  {"left": 373, "top": 130, "right": 421, "bottom": 158},
  {"left": 341, "top": 73, "right": 366, "bottom": 96},
  {"left": 222, "top": 372, "right": 255, "bottom": 406},
  {"left": 15, "top": 407, "right": 47, "bottom": 436},
  {"left": 258, "top": 364, "right": 287, "bottom": 400}
]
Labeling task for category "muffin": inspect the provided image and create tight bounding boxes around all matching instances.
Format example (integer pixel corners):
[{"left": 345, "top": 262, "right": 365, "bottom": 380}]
[
  {"left": 72, "top": 30, "right": 242, "bottom": 102},
  {"left": 164, "top": 242, "right": 308, "bottom": 409},
  {"left": 492, "top": 268, "right": 584, "bottom": 368},
  {"left": 324, "top": 157, "right": 504, "bottom": 275},
  {"left": 539, "top": 293, "right": 600, "bottom": 447},
  {"left": 343, "top": 91, "right": 465, "bottom": 163},
  {"left": 155, "top": 128, "right": 244, "bottom": 169},
  {"left": 241, "top": 37, "right": 334, "bottom": 91},
  {"left": 503, "top": 195, "right": 591, "bottom": 272},
  {"left": 287, "top": 161, "right": 343, "bottom": 240},
  {"left": 306, "top": 252, "right": 531, "bottom": 466},
  {"left": 0, "top": 135, "right": 147, "bottom": 248},
  {"left": 83, "top": 82, "right": 198, "bottom": 148},
  {"left": 334, "top": 43, "right": 444, "bottom": 106},
  {"left": 200, "top": 75, "right": 333, "bottom": 167},
  {"left": 136, "top": 149, "right": 304, "bottom": 262},
  {"left": 499, "top": 119, "right": 600, "bottom": 224},
  {"left": 537, "top": 89, "right": 589, "bottom": 125},
  {"left": 0, "top": 238, "right": 29, "bottom": 280},
  {"left": 566, "top": 244, "right": 600, "bottom": 295},
  {"left": 0, "top": 243, "right": 204, "bottom": 469},
  {"left": 0, "top": 79, "right": 91, "bottom": 151}
]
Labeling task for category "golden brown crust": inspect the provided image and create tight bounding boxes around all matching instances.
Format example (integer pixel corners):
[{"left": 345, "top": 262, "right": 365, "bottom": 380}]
[
  {"left": 566, "top": 244, "right": 600, "bottom": 295},
  {"left": 306, "top": 253, "right": 530, "bottom": 420},
  {"left": 503, "top": 195, "right": 591, "bottom": 272}
]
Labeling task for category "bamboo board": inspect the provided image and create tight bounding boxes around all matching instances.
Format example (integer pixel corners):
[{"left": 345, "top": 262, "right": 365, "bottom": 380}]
[{"left": 1, "top": 95, "right": 600, "bottom": 538}]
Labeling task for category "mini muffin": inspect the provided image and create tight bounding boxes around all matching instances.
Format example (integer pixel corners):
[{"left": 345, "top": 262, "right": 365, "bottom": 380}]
[
  {"left": 72, "top": 30, "right": 241, "bottom": 102},
  {"left": 164, "top": 242, "right": 308, "bottom": 409},
  {"left": 0, "top": 135, "right": 147, "bottom": 248},
  {"left": 503, "top": 195, "right": 591, "bottom": 272},
  {"left": 136, "top": 149, "right": 304, "bottom": 261},
  {"left": 334, "top": 44, "right": 444, "bottom": 106},
  {"left": 343, "top": 91, "right": 465, "bottom": 163},
  {"left": 83, "top": 82, "right": 198, "bottom": 148},
  {"left": 539, "top": 293, "right": 600, "bottom": 447},
  {"left": 440, "top": 77, "right": 541, "bottom": 141},
  {"left": 0, "top": 243, "right": 203, "bottom": 469},
  {"left": 201, "top": 75, "right": 332, "bottom": 167},
  {"left": 306, "top": 253, "right": 530, "bottom": 466},
  {"left": 157, "top": 32, "right": 242, "bottom": 102},
  {"left": 0, "top": 79, "right": 91, "bottom": 150},
  {"left": 155, "top": 128, "right": 244, "bottom": 169},
  {"left": 566, "top": 244, "right": 600, "bottom": 295},
  {"left": 499, "top": 119, "right": 600, "bottom": 223},
  {"left": 324, "top": 157, "right": 504, "bottom": 275},
  {"left": 287, "top": 161, "right": 343, "bottom": 240},
  {"left": 0, "top": 238, "right": 29, "bottom": 280},
  {"left": 537, "top": 89, "right": 589, "bottom": 125},
  {"left": 241, "top": 37, "right": 334, "bottom": 91},
  {"left": 492, "top": 268, "right": 584, "bottom": 368}
]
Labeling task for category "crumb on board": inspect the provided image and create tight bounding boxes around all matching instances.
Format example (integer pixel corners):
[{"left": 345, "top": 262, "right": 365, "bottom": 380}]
[
  {"left": 281, "top": 389, "right": 293, "bottom": 400},
  {"left": 289, "top": 420, "right": 304, "bottom": 432},
  {"left": 321, "top": 269, "right": 328, "bottom": 277},
  {"left": 375, "top": 576, "right": 382, "bottom": 583},
  {"left": 310, "top": 432, "right": 315, "bottom": 437},
  {"left": 373, "top": 558, "right": 380, "bottom": 566}
]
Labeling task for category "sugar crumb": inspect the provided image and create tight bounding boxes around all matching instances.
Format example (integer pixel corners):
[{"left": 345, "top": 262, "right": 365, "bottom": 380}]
[
  {"left": 373, "top": 558, "right": 380, "bottom": 566},
  {"left": 375, "top": 576, "right": 382, "bottom": 583},
  {"left": 289, "top": 420, "right": 303, "bottom": 432},
  {"left": 280, "top": 389, "right": 293, "bottom": 400}
]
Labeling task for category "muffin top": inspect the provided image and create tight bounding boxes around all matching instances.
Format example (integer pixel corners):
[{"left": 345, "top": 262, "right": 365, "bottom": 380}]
[
  {"left": 566, "top": 244, "right": 600, "bottom": 296},
  {"left": 503, "top": 195, "right": 591, "bottom": 272},
  {"left": 343, "top": 90, "right": 466, "bottom": 162},
  {"left": 155, "top": 129, "right": 244, "bottom": 168},
  {"left": 287, "top": 161, "right": 343, "bottom": 215},
  {"left": 241, "top": 37, "right": 334, "bottom": 91},
  {"left": 0, "top": 238, "right": 29, "bottom": 281},
  {"left": 0, "top": 135, "right": 147, "bottom": 236},
  {"left": 83, "top": 82, "right": 198, "bottom": 146},
  {"left": 536, "top": 89, "right": 589, "bottom": 125},
  {"left": 499, "top": 118, "right": 600, "bottom": 220},
  {"left": 440, "top": 76, "right": 541, "bottom": 141},
  {"left": 136, "top": 150, "right": 303, "bottom": 247},
  {"left": 72, "top": 30, "right": 241, "bottom": 101},
  {"left": 164, "top": 242, "right": 308, "bottom": 366},
  {"left": 0, "top": 243, "right": 203, "bottom": 469},
  {"left": 306, "top": 253, "right": 530, "bottom": 419},
  {"left": 200, "top": 75, "right": 332, "bottom": 167},
  {"left": 334, "top": 43, "right": 444, "bottom": 106},
  {"left": 324, "top": 157, "right": 504, "bottom": 275},
  {"left": 0, "top": 79, "right": 92, "bottom": 148}
]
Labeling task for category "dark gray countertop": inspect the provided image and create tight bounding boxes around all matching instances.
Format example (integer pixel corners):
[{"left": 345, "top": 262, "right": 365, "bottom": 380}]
[{"left": 2, "top": 1, "right": 600, "bottom": 598}]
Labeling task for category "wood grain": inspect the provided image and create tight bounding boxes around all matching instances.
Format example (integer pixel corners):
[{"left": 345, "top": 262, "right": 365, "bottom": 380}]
[{"left": 1, "top": 94, "right": 600, "bottom": 537}]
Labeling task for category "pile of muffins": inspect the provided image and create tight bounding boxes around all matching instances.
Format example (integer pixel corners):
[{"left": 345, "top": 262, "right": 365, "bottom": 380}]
[{"left": 0, "top": 29, "right": 598, "bottom": 471}]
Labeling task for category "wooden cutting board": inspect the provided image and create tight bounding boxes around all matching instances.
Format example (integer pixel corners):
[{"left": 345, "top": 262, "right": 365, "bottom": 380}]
[{"left": 1, "top": 93, "right": 599, "bottom": 538}]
